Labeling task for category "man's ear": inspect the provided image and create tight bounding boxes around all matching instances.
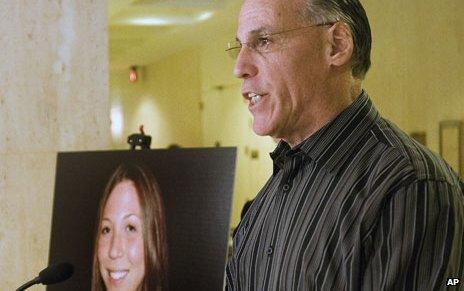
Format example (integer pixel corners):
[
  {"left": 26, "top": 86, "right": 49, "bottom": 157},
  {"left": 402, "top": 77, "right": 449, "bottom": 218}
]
[{"left": 326, "top": 22, "right": 354, "bottom": 68}]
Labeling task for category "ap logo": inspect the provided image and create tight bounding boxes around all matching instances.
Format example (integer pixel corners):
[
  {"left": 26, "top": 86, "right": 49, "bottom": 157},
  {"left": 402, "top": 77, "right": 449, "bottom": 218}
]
[{"left": 447, "top": 278, "right": 460, "bottom": 286}]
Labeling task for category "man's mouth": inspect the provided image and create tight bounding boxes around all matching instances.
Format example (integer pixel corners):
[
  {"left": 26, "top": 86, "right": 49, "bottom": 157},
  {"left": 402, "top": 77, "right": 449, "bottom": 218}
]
[{"left": 247, "top": 92, "right": 263, "bottom": 106}]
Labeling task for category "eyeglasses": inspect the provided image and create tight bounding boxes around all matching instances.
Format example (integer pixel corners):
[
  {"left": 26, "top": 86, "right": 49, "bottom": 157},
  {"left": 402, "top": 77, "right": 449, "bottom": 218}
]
[{"left": 225, "top": 22, "right": 336, "bottom": 59}]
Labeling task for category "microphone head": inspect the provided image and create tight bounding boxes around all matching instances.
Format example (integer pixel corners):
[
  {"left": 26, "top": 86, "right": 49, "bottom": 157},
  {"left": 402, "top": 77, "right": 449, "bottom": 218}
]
[{"left": 38, "top": 262, "right": 74, "bottom": 285}]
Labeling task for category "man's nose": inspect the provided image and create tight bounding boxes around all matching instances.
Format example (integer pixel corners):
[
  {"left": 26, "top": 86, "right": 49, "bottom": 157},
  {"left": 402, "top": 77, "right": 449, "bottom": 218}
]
[{"left": 233, "top": 46, "right": 258, "bottom": 79}]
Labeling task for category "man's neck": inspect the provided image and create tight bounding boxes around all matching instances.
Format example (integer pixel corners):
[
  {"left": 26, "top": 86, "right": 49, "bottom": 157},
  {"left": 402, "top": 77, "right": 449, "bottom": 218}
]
[{"left": 281, "top": 82, "right": 363, "bottom": 148}]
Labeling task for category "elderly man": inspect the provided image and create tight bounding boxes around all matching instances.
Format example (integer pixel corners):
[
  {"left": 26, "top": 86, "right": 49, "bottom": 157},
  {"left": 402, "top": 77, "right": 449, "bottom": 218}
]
[{"left": 225, "top": 0, "right": 464, "bottom": 290}]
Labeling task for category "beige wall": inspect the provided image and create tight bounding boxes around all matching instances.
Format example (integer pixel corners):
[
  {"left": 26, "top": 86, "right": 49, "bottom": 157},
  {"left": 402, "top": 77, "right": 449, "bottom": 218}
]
[
  {"left": 110, "top": 50, "right": 203, "bottom": 149},
  {"left": 363, "top": 0, "right": 464, "bottom": 153},
  {"left": 0, "top": 1, "right": 110, "bottom": 290}
]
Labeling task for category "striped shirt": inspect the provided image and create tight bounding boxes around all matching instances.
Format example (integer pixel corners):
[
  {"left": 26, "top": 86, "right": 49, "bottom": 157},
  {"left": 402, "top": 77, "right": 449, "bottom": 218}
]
[{"left": 226, "top": 92, "right": 464, "bottom": 290}]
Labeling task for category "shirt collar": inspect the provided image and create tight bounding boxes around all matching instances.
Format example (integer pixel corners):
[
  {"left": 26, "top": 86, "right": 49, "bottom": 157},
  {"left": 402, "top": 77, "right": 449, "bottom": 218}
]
[
  {"left": 270, "top": 140, "right": 290, "bottom": 175},
  {"left": 270, "top": 91, "right": 379, "bottom": 174}
]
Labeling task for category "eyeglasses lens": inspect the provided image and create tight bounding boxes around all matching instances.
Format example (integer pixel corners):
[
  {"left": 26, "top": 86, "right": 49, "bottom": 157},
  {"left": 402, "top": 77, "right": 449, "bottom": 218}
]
[{"left": 226, "top": 41, "right": 241, "bottom": 59}]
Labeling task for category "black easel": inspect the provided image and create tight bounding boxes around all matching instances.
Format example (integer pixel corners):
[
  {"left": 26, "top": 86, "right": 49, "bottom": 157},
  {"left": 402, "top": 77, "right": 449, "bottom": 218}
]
[{"left": 127, "top": 125, "right": 152, "bottom": 150}]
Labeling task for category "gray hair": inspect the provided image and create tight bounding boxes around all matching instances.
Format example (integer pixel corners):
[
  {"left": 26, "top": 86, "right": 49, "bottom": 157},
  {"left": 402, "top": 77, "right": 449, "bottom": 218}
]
[{"left": 299, "top": 0, "right": 372, "bottom": 79}]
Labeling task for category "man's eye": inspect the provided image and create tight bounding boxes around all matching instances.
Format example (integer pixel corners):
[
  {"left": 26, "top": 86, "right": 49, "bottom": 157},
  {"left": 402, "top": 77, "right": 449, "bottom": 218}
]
[{"left": 256, "top": 37, "right": 272, "bottom": 48}]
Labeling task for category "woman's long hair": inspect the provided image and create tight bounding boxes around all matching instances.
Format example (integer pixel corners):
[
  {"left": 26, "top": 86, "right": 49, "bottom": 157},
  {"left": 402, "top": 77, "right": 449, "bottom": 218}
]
[{"left": 91, "top": 164, "right": 168, "bottom": 291}]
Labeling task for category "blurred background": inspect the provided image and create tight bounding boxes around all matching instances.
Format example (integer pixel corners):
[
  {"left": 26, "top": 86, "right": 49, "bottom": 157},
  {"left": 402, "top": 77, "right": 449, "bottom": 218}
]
[{"left": 0, "top": 0, "right": 462, "bottom": 289}]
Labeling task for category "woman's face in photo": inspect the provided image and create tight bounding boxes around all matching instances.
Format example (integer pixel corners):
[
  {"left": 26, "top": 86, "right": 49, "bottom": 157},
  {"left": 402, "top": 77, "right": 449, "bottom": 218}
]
[{"left": 98, "top": 180, "right": 145, "bottom": 291}]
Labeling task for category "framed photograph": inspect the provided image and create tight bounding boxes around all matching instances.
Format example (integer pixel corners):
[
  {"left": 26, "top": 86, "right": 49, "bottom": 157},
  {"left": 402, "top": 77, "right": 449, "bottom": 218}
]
[
  {"left": 439, "top": 120, "right": 463, "bottom": 177},
  {"left": 48, "top": 148, "right": 236, "bottom": 291}
]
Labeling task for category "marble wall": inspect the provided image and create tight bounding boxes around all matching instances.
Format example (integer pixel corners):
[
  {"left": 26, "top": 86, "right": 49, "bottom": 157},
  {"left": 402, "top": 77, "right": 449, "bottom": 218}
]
[{"left": 0, "top": 1, "right": 110, "bottom": 290}]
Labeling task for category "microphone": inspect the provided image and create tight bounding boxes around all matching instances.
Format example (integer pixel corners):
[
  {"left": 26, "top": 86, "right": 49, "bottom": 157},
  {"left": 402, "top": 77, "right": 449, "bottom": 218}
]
[{"left": 16, "top": 262, "right": 74, "bottom": 291}]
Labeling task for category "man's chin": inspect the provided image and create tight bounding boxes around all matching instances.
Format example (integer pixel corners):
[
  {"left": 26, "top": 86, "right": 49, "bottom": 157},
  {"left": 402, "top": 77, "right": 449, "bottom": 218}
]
[{"left": 252, "top": 121, "right": 274, "bottom": 137}]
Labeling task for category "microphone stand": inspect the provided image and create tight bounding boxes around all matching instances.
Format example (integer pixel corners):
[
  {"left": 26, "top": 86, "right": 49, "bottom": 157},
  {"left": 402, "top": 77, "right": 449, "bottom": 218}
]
[{"left": 15, "top": 276, "right": 40, "bottom": 291}]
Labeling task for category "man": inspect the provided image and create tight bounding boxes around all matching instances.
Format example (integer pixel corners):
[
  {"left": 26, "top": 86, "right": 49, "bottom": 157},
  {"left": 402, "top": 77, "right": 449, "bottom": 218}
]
[{"left": 225, "top": 0, "right": 464, "bottom": 290}]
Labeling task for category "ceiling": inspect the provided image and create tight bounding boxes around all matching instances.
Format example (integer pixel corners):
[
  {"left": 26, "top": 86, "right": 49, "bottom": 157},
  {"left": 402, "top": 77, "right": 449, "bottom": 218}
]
[{"left": 108, "top": 0, "right": 242, "bottom": 70}]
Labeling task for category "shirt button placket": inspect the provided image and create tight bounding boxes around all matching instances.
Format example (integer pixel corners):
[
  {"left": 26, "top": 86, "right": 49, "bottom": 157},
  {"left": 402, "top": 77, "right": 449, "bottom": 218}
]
[
  {"left": 267, "top": 246, "right": 274, "bottom": 256},
  {"left": 282, "top": 183, "right": 290, "bottom": 192}
]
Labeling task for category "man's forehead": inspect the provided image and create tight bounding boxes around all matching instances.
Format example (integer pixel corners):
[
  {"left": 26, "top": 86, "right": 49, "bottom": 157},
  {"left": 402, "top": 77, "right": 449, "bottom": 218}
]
[
  {"left": 238, "top": 0, "right": 301, "bottom": 32},
  {"left": 239, "top": 0, "right": 299, "bottom": 19}
]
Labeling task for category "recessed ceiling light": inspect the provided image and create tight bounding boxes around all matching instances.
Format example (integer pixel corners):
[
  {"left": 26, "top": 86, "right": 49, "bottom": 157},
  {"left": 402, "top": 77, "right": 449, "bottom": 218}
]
[
  {"left": 129, "top": 17, "right": 172, "bottom": 26},
  {"left": 126, "top": 11, "right": 214, "bottom": 26},
  {"left": 197, "top": 11, "right": 214, "bottom": 21}
]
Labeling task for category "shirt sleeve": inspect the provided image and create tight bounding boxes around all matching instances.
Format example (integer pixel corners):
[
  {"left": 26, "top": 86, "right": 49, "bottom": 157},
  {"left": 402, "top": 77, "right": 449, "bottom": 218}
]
[{"left": 361, "top": 179, "right": 464, "bottom": 291}]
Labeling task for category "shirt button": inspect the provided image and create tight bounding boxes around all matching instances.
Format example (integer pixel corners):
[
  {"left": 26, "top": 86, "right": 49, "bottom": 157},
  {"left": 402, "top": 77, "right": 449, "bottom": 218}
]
[
  {"left": 282, "top": 184, "right": 290, "bottom": 191},
  {"left": 267, "top": 246, "right": 274, "bottom": 255}
]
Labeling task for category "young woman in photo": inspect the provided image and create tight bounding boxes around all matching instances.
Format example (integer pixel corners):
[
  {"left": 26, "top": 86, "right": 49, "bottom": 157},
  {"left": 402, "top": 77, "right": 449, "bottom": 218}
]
[{"left": 91, "top": 164, "right": 168, "bottom": 291}]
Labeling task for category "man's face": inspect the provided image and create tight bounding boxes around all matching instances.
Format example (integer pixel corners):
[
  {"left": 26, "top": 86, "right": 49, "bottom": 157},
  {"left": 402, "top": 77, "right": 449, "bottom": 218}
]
[{"left": 235, "top": 0, "right": 330, "bottom": 142}]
